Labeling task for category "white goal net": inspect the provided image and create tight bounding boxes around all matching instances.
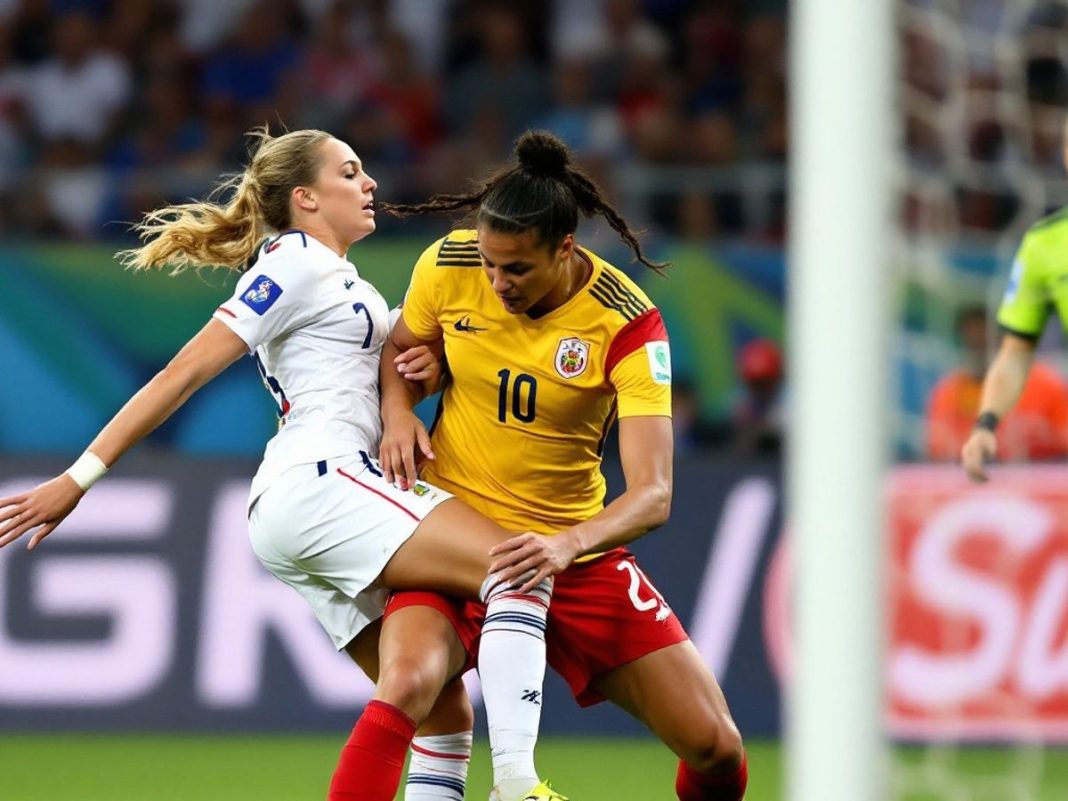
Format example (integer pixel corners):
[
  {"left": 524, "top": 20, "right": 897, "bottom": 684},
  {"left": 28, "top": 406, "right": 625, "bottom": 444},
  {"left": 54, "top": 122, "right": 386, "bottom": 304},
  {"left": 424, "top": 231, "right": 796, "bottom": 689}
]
[{"left": 892, "top": 2, "right": 1068, "bottom": 799}]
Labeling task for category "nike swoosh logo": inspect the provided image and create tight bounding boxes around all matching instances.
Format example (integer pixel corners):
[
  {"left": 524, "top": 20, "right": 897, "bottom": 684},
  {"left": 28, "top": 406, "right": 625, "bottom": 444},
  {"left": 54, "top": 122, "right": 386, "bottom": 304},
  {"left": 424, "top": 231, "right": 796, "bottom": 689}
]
[
  {"left": 453, "top": 315, "right": 487, "bottom": 333},
  {"left": 344, "top": 279, "right": 354, "bottom": 289}
]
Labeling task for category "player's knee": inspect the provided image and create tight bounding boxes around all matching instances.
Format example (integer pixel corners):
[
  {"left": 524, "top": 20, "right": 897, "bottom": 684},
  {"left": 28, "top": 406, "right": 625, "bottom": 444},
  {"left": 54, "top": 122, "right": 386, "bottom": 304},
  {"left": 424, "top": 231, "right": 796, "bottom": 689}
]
[
  {"left": 375, "top": 654, "right": 448, "bottom": 725},
  {"left": 681, "top": 713, "right": 745, "bottom": 775},
  {"left": 422, "top": 676, "right": 474, "bottom": 734}
]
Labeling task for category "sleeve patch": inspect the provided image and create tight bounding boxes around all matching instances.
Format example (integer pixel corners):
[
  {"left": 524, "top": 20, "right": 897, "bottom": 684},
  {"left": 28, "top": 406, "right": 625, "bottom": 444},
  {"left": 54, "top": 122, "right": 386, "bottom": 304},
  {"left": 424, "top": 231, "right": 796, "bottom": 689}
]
[
  {"left": 605, "top": 308, "right": 669, "bottom": 376},
  {"left": 239, "top": 275, "right": 283, "bottom": 315},
  {"left": 645, "top": 341, "right": 672, "bottom": 384},
  {"left": 1003, "top": 258, "right": 1023, "bottom": 303}
]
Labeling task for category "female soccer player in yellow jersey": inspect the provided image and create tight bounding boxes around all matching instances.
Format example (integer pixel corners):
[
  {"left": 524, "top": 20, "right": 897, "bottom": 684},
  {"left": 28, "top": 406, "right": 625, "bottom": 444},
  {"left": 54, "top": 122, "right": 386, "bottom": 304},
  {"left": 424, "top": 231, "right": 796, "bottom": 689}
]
[{"left": 379, "top": 131, "right": 748, "bottom": 801}]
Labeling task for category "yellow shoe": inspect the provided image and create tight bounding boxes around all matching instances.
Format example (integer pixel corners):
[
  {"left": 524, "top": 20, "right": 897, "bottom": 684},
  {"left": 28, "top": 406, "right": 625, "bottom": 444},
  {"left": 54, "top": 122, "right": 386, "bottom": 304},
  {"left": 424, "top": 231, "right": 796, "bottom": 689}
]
[{"left": 489, "top": 780, "right": 570, "bottom": 801}]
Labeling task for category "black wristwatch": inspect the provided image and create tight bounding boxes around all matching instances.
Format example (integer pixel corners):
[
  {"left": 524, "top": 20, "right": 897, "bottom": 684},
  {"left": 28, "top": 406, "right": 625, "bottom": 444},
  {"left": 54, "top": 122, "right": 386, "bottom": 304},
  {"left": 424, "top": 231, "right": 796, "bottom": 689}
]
[{"left": 974, "top": 411, "right": 1000, "bottom": 432}]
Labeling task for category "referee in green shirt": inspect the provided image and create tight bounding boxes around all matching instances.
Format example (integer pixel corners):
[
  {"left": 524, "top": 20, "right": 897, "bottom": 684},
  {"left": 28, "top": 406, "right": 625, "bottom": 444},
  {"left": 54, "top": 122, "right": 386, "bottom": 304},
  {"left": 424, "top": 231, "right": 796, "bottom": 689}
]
[{"left": 962, "top": 204, "right": 1068, "bottom": 480}]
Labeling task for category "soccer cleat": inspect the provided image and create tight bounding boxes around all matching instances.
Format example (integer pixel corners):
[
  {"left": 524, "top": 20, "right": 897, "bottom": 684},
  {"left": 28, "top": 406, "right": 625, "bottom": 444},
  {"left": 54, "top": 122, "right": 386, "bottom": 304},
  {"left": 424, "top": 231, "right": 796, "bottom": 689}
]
[{"left": 489, "top": 780, "right": 570, "bottom": 801}]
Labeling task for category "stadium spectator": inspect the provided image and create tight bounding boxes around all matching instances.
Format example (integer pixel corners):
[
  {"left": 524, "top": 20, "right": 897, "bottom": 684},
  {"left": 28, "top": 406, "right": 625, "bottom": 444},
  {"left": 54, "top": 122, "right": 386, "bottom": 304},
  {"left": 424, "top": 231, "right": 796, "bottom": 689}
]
[
  {"left": 365, "top": 29, "right": 443, "bottom": 159},
  {"left": 737, "top": 14, "right": 787, "bottom": 162},
  {"left": 729, "top": 337, "right": 786, "bottom": 457},
  {"left": 672, "top": 376, "right": 719, "bottom": 454},
  {"left": 682, "top": 3, "right": 742, "bottom": 117},
  {"left": 536, "top": 56, "right": 624, "bottom": 161},
  {"left": 0, "top": 19, "right": 26, "bottom": 200},
  {"left": 5, "top": 0, "right": 53, "bottom": 67},
  {"left": 19, "top": 9, "right": 131, "bottom": 149},
  {"left": 444, "top": 5, "right": 550, "bottom": 145},
  {"left": 299, "top": 1, "right": 382, "bottom": 133},
  {"left": 929, "top": 305, "right": 1068, "bottom": 462},
  {"left": 587, "top": 0, "right": 672, "bottom": 103},
  {"left": 199, "top": 0, "right": 301, "bottom": 130}
]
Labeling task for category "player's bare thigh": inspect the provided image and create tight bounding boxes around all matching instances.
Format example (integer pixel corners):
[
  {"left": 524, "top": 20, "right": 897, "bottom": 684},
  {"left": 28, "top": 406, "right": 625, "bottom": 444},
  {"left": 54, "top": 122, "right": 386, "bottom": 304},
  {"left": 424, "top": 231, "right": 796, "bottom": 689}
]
[
  {"left": 378, "top": 497, "right": 516, "bottom": 599},
  {"left": 591, "top": 640, "right": 744, "bottom": 774}
]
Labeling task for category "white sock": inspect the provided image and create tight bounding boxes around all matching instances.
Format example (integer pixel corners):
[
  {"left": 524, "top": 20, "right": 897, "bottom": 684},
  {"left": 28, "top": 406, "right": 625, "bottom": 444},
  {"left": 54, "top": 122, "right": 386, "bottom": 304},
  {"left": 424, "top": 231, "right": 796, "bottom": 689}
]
[
  {"left": 405, "top": 731, "right": 472, "bottom": 801},
  {"left": 479, "top": 573, "right": 553, "bottom": 800}
]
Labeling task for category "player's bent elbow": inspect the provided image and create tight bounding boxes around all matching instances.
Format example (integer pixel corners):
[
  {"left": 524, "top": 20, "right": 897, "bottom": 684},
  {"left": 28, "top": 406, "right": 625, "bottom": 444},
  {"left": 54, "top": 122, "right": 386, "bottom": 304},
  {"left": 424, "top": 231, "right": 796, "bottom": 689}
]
[{"left": 645, "top": 481, "right": 672, "bottom": 527}]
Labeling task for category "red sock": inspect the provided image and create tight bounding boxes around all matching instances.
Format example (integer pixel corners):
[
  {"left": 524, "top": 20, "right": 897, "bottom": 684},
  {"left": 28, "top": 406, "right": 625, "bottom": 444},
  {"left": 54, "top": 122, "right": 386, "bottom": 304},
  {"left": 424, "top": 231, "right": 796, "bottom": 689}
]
[
  {"left": 328, "top": 700, "right": 417, "bottom": 800},
  {"left": 676, "top": 753, "right": 748, "bottom": 801}
]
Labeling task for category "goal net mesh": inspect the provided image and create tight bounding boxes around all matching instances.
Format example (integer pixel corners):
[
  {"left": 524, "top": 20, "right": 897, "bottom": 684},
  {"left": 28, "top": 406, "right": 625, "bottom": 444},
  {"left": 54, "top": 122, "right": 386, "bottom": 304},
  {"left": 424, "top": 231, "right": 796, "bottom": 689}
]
[{"left": 892, "top": 1, "right": 1068, "bottom": 798}]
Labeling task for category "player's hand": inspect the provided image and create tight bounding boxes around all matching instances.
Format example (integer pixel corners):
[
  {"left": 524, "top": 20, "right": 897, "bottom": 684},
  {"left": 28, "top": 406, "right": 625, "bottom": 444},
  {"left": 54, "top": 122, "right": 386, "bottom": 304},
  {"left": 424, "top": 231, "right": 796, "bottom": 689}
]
[
  {"left": 961, "top": 428, "right": 997, "bottom": 482},
  {"left": 488, "top": 531, "right": 581, "bottom": 593},
  {"left": 379, "top": 408, "right": 435, "bottom": 491},
  {"left": 394, "top": 345, "right": 439, "bottom": 383},
  {"left": 0, "top": 474, "right": 84, "bottom": 550}
]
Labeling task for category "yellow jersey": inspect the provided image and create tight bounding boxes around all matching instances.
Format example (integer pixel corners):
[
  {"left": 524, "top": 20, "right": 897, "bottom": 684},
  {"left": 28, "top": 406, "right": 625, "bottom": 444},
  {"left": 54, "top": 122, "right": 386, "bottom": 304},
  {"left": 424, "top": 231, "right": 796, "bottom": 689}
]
[{"left": 401, "top": 229, "right": 672, "bottom": 534}]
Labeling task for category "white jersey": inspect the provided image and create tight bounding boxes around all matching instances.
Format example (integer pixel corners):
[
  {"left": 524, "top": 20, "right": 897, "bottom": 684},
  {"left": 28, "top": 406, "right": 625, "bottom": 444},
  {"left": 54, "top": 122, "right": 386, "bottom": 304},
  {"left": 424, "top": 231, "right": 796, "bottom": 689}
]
[{"left": 212, "top": 230, "right": 390, "bottom": 504}]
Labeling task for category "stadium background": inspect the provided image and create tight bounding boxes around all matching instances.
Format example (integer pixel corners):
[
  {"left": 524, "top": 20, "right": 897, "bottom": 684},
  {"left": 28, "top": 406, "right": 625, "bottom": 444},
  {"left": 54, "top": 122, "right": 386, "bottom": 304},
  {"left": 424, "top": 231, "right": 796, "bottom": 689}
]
[{"left": 1, "top": 0, "right": 1067, "bottom": 799}]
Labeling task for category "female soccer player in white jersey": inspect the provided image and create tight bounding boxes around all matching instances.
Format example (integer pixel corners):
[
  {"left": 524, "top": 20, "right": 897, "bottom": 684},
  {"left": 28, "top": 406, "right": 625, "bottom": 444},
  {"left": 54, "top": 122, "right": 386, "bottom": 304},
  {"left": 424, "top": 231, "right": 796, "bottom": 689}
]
[{"left": 0, "top": 128, "right": 569, "bottom": 801}]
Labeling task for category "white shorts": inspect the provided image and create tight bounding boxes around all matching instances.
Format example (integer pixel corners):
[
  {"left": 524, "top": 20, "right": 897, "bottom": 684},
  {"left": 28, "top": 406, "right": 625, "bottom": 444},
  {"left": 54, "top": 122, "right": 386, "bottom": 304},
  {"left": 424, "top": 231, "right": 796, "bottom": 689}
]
[{"left": 248, "top": 451, "right": 453, "bottom": 650}]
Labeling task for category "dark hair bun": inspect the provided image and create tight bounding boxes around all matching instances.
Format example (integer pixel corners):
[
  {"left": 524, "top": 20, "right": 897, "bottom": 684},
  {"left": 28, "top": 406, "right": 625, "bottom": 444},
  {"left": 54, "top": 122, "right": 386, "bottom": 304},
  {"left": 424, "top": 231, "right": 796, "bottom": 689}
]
[{"left": 515, "top": 131, "right": 571, "bottom": 177}]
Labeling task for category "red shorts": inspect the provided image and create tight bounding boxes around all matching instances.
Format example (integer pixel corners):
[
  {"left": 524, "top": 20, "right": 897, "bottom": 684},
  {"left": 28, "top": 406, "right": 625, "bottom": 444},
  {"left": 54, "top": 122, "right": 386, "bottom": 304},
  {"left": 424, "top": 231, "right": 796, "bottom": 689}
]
[{"left": 385, "top": 548, "right": 689, "bottom": 707}]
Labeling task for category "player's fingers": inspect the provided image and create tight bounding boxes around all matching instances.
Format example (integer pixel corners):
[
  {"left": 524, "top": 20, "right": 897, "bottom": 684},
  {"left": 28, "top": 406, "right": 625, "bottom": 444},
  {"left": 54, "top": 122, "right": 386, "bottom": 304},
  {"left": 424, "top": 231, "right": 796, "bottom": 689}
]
[
  {"left": 394, "top": 346, "right": 427, "bottom": 364},
  {"left": 0, "top": 493, "right": 27, "bottom": 510},
  {"left": 403, "top": 366, "right": 435, "bottom": 381},
  {"left": 488, "top": 552, "right": 523, "bottom": 575},
  {"left": 400, "top": 448, "right": 418, "bottom": 490},
  {"left": 490, "top": 543, "right": 541, "bottom": 576},
  {"left": 415, "top": 427, "right": 435, "bottom": 461},
  {"left": 517, "top": 566, "right": 552, "bottom": 594},
  {"left": 499, "top": 557, "right": 543, "bottom": 587},
  {"left": 27, "top": 521, "right": 59, "bottom": 550},
  {"left": 488, "top": 533, "right": 534, "bottom": 557},
  {"left": 0, "top": 509, "right": 28, "bottom": 544},
  {"left": 404, "top": 350, "right": 434, "bottom": 369},
  {"left": 0, "top": 516, "right": 36, "bottom": 549},
  {"left": 379, "top": 445, "right": 394, "bottom": 483},
  {"left": 963, "top": 453, "right": 988, "bottom": 483}
]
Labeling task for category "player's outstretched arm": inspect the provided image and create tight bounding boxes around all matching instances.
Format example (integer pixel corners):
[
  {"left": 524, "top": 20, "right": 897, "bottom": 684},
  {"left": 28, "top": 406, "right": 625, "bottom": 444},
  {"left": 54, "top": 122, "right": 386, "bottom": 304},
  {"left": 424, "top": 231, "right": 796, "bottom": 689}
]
[
  {"left": 490, "top": 416, "right": 674, "bottom": 591},
  {"left": 0, "top": 320, "right": 248, "bottom": 549},
  {"left": 961, "top": 332, "right": 1036, "bottom": 482},
  {"left": 379, "top": 314, "right": 443, "bottom": 489}
]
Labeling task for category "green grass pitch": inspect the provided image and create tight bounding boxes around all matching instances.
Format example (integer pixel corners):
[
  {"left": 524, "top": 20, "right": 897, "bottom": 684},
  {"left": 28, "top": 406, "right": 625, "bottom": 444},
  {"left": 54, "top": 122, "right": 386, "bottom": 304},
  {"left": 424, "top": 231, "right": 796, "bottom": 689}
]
[{"left": 1, "top": 735, "right": 1066, "bottom": 800}]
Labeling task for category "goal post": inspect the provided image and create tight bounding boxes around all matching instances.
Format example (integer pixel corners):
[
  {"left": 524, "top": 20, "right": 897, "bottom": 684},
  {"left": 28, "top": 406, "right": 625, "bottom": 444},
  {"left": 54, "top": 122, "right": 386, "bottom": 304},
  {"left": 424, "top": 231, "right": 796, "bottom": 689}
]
[{"left": 788, "top": 0, "right": 895, "bottom": 799}]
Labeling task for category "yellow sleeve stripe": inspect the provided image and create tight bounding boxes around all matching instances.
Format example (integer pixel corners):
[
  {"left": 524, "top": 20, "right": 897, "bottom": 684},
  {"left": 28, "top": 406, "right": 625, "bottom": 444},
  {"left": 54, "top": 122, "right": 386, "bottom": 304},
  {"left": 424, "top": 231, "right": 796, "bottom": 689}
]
[{"left": 589, "top": 271, "right": 650, "bottom": 321}]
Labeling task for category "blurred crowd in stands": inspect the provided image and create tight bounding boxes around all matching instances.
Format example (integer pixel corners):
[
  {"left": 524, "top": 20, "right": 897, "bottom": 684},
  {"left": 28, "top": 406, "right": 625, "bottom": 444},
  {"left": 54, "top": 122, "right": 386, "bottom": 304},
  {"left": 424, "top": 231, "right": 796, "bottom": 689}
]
[
  {"left": 902, "top": 0, "right": 1068, "bottom": 238},
  {"left": 0, "top": 0, "right": 788, "bottom": 242}
]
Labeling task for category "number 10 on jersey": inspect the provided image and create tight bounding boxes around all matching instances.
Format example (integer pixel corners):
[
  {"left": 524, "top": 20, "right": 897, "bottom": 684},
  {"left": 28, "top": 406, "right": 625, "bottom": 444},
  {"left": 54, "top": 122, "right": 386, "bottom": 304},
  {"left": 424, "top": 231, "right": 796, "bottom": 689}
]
[{"left": 497, "top": 368, "right": 537, "bottom": 423}]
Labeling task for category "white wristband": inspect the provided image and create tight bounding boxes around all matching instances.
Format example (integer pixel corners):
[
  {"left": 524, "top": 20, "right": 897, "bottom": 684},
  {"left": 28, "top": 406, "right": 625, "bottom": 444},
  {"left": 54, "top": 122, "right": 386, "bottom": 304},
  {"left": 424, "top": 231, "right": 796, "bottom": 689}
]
[{"left": 65, "top": 452, "right": 108, "bottom": 491}]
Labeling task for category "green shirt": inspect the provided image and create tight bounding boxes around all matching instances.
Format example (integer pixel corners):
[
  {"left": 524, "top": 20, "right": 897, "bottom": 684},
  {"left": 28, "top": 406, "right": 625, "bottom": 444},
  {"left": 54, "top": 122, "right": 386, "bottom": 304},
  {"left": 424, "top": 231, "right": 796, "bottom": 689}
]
[{"left": 998, "top": 208, "right": 1068, "bottom": 339}]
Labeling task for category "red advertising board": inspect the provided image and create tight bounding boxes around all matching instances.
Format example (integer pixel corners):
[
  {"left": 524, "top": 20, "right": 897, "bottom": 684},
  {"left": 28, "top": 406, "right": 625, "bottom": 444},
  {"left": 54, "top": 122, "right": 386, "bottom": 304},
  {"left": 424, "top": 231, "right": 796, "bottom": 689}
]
[{"left": 887, "top": 466, "right": 1068, "bottom": 740}]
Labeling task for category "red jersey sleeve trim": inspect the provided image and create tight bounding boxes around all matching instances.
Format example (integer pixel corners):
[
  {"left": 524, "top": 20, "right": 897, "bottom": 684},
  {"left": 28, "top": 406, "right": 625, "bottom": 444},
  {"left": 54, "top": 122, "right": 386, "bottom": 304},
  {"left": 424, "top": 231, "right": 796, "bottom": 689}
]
[
  {"left": 215, "top": 305, "right": 237, "bottom": 318},
  {"left": 605, "top": 308, "right": 668, "bottom": 377}
]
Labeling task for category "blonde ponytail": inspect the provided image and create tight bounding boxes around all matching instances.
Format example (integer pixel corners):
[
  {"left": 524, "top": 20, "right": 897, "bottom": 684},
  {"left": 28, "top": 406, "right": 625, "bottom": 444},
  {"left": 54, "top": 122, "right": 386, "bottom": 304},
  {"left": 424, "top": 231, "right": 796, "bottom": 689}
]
[{"left": 118, "top": 127, "right": 334, "bottom": 274}]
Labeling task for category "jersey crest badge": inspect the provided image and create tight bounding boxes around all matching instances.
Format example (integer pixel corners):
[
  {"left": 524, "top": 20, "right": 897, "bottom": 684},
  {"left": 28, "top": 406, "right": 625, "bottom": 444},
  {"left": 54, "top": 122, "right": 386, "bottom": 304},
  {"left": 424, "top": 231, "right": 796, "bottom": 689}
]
[
  {"left": 555, "top": 337, "right": 590, "bottom": 379},
  {"left": 240, "top": 275, "right": 283, "bottom": 315},
  {"left": 645, "top": 341, "right": 672, "bottom": 384}
]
